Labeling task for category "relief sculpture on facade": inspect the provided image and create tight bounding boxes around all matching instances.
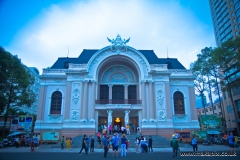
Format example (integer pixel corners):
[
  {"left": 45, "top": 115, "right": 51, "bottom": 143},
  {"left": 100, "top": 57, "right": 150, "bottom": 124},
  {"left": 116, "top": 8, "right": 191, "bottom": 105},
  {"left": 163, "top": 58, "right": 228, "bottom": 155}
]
[
  {"left": 71, "top": 110, "right": 79, "bottom": 121},
  {"left": 157, "top": 89, "right": 164, "bottom": 105},
  {"left": 72, "top": 88, "right": 80, "bottom": 104},
  {"left": 157, "top": 110, "right": 166, "bottom": 121}
]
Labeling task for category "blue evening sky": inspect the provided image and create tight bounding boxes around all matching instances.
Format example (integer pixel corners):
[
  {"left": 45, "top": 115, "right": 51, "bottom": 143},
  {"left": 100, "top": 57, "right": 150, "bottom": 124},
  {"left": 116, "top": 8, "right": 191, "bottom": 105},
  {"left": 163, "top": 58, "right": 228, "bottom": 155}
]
[{"left": 0, "top": 0, "right": 215, "bottom": 72}]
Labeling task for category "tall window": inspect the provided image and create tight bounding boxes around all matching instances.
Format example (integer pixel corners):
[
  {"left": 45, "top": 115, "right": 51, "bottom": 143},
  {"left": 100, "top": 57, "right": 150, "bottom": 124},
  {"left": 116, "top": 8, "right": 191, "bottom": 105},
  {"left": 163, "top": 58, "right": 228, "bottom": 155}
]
[
  {"left": 50, "top": 91, "right": 62, "bottom": 114},
  {"left": 128, "top": 85, "right": 136, "bottom": 99},
  {"left": 173, "top": 91, "right": 185, "bottom": 114},
  {"left": 112, "top": 85, "right": 124, "bottom": 100},
  {"left": 100, "top": 85, "right": 109, "bottom": 99}
]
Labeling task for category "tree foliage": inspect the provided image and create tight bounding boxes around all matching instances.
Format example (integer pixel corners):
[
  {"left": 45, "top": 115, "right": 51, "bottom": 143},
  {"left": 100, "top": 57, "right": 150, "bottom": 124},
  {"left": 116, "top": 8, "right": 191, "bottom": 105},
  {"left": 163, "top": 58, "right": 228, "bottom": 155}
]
[{"left": 0, "top": 47, "right": 36, "bottom": 137}]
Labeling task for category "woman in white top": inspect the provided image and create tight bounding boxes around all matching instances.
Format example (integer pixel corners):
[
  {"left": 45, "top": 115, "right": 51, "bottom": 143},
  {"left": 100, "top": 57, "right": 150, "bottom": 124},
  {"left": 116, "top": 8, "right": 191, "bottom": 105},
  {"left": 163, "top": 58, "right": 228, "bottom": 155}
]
[{"left": 134, "top": 137, "right": 139, "bottom": 153}]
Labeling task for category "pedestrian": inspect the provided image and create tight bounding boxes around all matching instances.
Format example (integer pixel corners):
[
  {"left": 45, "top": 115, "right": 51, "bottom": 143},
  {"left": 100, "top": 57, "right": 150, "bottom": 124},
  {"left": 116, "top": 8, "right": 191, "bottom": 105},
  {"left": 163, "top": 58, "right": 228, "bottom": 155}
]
[
  {"left": 78, "top": 134, "right": 88, "bottom": 155},
  {"left": 191, "top": 135, "right": 198, "bottom": 152},
  {"left": 90, "top": 136, "right": 95, "bottom": 152},
  {"left": 126, "top": 124, "right": 130, "bottom": 135},
  {"left": 114, "top": 125, "right": 118, "bottom": 133},
  {"left": 102, "top": 135, "right": 109, "bottom": 158},
  {"left": 109, "top": 124, "right": 112, "bottom": 135},
  {"left": 97, "top": 133, "right": 102, "bottom": 148},
  {"left": 137, "top": 126, "right": 140, "bottom": 135},
  {"left": 66, "top": 138, "right": 71, "bottom": 151},
  {"left": 170, "top": 136, "right": 179, "bottom": 158},
  {"left": 30, "top": 138, "right": 34, "bottom": 151},
  {"left": 112, "top": 132, "right": 119, "bottom": 157},
  {"left": 148, "top": 135, "right": 153, "bottom": 153},
  {"left": 120, "top": 134, "right": 127, "bottom": 157},
  {"left": 228, "top": 132, "right": 235, "bottom": 154},
  {"left": 86, "top": 135, "right": 90, "bottom": 153},
  {"left": 121, "top": 126, "right": 125, "bottom": 134},
  {"left": 134, "top": 137, "right": 139, "bottom": 154},
  {"left": 61, "top": 136, "right": 65, "bottom": 149},
  {"left": 33, "top": 135, "right": 38, "bottom": 149}
]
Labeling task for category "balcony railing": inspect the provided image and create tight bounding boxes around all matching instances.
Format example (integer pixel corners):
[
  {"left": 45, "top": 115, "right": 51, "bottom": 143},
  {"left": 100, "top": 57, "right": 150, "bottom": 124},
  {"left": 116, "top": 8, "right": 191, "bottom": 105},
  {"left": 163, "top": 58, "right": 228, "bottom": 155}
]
[{"left": 95, "top": 99, "right": 142, "bottom": 104}]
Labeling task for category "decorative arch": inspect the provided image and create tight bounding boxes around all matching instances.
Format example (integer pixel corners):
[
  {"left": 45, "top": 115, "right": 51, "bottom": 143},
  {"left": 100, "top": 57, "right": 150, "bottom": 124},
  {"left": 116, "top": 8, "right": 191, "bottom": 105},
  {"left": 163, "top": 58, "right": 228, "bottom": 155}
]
[
  {"left": 50, "top": 91, "right": 62, "bottom": 114},
  {"left": 101, "top": 66, "right": 136, "bottom": 83},
  {"left": 173, "top": 91, "right": 185, "bottom": 114},
  {"left": 86, "top": 46, "right": 151, "bottom": 80}
]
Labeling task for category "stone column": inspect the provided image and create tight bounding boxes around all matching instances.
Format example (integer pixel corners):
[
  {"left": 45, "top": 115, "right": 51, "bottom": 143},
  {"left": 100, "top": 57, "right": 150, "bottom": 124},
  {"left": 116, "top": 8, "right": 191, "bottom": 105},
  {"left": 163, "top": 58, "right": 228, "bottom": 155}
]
[
  {"left": 141, "top": 81, "right": 146, "bottom": 120},
  {"left": 124, "top": 84, "right": 128, "bottom": 103},
  {"left": 124, "top": 110, "right": 130, "bottom": 126},
  {"left": 90, "top": 81, "right": 96, "bottom": 121},
  {"left": 95, "top": 110, "right": 99, "bottom": 133},
  {"left": 37, "top": 85, "right": 47, "bottom": 121},
  {"left": 81, "top": 81, "right": 88, "bottom": 121},
  {"left": 149, "top": 81, "right": 154, "bottom": 121},
  {"left": 189, "top": 86, "right": 198, "bottom": 120},
  {"left": 107, "top": 110, "right": 113, "bottom": 127},
  {"left": 165, "top": 82, "right": 172, "bottom": 120},
  {"left": 64, "top": 82, "right": 72, "bottom": 121}
]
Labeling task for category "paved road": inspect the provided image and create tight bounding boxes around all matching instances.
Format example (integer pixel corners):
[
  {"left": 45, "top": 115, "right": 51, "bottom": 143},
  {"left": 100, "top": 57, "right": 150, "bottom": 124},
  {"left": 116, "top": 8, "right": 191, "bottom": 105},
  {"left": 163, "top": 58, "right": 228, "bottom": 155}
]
[{"left": 0, "top": 151, "right": 239, "bottom": 160}]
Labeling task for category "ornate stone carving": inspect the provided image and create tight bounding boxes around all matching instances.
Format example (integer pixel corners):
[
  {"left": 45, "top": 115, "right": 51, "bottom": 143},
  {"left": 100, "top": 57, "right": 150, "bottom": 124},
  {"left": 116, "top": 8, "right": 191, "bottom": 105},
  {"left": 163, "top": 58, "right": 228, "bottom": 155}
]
[
  {"left": 72, "top": 88, "right": 80, "bottom": 104},
  {"left": 115, "top": 105, "right": 122, "bottom": 109},
  {"left": 107, "top": 34, "right": 130, "bottom": 52},
  {"left": 149, "top": 119, "right": 157, "bottom": 122},
  {"left": 141, "top": 119, "right": 148, "bottom": 122},
  {"left": 80, "top": 119, "right": 88, "bottom": 122},
  {"left": 71, "top": 110, "right": 79, "bottom": 121},
  {"left": 107, "top": 110, "right": 113, "bottom": 124},
  {"left": 102, "top": 66, "right": 135, "bottom": 83},
  {"left": 157, "top": 110, "right": 166, "bottom": 121},
  {"left": 157, "top": 89, "right": 164, "bottom": 105},
  {"left": 89, "top": 119, "right": 95, "bottom": 122},
  {"left": 56, "top": 88, "right": 59, "bottom": 91},
  {"left": 124, "top": 110, "right": 130, "bottom": 125}
]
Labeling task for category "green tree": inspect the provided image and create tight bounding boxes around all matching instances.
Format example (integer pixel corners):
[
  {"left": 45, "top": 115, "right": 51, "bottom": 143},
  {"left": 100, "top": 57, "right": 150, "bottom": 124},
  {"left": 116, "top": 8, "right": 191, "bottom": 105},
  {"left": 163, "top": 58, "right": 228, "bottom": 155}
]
[
  {"left": 0, "top": 47, "right": 36, "bottom": 137},
  {"left": 212, "top": 36, "right": 240, "bottom": 136}
]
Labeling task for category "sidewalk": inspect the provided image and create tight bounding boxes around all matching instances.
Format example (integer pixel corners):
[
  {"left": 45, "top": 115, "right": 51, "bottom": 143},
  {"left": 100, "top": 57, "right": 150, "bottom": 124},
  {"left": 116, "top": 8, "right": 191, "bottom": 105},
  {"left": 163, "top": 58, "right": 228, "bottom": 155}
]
[{"left": 0, "top": 144, "right": 239, "bottom": 153}]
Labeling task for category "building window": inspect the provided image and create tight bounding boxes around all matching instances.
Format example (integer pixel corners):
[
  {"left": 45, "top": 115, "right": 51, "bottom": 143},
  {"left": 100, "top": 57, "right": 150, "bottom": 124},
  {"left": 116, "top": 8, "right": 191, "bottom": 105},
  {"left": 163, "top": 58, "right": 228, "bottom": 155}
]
[
  {"left": 173, "top": 91, "right": 185, "bottom": 114},
  {"left": 214, "top": 106, "right": 216, "bottom": 110},
  {"left": 50, "top": 91, "right": 62, "bottom": 114},
  {"left": 128, "top": 85, "right": 136, "bottom": 99},
  {"left": 227, "top": 105, "right": 232, "bottom": 113},
  {"left": 112, "top": 85, "right": 124, "bottom": 100},
  {"left": 100, "top": 85, "right": 109, "bottom": 99}
]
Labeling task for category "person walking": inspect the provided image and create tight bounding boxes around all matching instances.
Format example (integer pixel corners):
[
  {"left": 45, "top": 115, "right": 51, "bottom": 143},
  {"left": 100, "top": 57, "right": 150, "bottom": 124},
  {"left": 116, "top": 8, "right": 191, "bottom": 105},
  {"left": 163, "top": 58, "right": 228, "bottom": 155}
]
[
  {"left": 191, "top": 135, "right": 198, "bottom": 152},
  {"left": 228, "top": 132, "right": 235, "bottom": 154},
  {"left": 126, "top": 124, "right": 130, "bottom": 135},
  {"left": 90, "top": 136, "right": 95, "bottom": 152},
  {"left": 78, "top": 134, "right": 88, "bottom": 155},
  {"left": 148, "top": 135, "right": 153, "bottom": 153},
  {"left": 170, "top": 136, "right": 179, "bottom": 158},
  {"left": 120, "top": 134, "right": 127, "bottom": 157},
  {"left": 112, "top": 132, "right": 119, "bottom": 157},
  {"left": 134, "top": 137, "right": 139, "bottom": 154},
  {"left": 66, "top": 138, "right": 71, "bottom": 151},
  {"left": 97, "top": 132, "right": 102, "bottom": 148},
  {"left": 109, "top": 124, "right": 112, "bottom": 135},
  {"left": 61, "top": 136, "right": 65, "bottom": 149},
  {"left": 86, "top": 135, "right": 90, "bottom": 153},
  {"left": 102, "top": 135, "right": 109, "bottom": 158}
]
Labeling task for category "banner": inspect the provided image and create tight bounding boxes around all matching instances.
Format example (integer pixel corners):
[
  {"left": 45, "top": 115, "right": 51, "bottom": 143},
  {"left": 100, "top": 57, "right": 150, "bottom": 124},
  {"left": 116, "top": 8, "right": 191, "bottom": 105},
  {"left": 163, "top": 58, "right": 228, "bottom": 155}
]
[
  {"left": 42, "top": 131, "right": 60, "bottom": 141},
  {"left": 200, "top": 115, "right": 222, "bottom": 130},
  {"left": 10, "top": 115, "right": 33, "bottom": 132},
  {"left": 192, "top": 131, "right": 207, "bottom": 140}
]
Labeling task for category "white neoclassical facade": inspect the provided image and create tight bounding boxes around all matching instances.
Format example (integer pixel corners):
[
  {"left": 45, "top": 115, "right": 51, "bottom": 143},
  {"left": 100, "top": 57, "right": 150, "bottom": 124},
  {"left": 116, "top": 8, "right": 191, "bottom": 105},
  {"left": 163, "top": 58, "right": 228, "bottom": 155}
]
[{"left": 35, "top": 35, "right": 199, "bottom": 138}]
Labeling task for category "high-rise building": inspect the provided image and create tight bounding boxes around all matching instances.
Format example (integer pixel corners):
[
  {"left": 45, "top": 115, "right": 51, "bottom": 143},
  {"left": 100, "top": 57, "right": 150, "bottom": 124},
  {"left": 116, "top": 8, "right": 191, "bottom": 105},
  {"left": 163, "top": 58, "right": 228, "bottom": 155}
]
[
  {"left": 209, "top": 0, "right": 240, "bottom": 135},
  {"left": 209, "top": 0, "right": 240, "bottom": 46}
]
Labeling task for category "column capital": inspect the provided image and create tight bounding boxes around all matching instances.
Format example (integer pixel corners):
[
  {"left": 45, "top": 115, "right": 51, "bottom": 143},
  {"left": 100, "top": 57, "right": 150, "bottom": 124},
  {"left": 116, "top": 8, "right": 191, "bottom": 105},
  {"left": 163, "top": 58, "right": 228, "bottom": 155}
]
[
  {"left": 108, "top": 84, "right": 113, "bottom": 87},
  {"left": 141, "top": 80, "right": 146, "bottom": 83},
  {"left": 90, "top": 80, "right": 96, "bottom": 83},
  {"left": 124, "top": 84, "right": 129, "bottom": 87},
  {"left": 83, "top": 80, "right": 89, "bottom": 83}
]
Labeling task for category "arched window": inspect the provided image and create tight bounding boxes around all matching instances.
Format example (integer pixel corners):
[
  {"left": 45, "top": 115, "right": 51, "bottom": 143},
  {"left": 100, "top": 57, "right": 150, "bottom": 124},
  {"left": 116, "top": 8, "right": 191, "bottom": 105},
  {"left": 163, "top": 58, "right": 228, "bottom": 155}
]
[
  {"left": 50, "top": 91, "right": 62, "bottom": 114},
  {"left": 173, "top": 91, "right": 185, "bottom": 114}
]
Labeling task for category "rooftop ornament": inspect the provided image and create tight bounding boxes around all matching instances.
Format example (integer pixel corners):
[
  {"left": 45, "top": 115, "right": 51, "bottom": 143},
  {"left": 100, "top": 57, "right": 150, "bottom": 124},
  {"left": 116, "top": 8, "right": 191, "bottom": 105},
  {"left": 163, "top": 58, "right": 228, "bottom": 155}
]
[{"left": 107, "top": 34, "right": 130, "bottom": 52}]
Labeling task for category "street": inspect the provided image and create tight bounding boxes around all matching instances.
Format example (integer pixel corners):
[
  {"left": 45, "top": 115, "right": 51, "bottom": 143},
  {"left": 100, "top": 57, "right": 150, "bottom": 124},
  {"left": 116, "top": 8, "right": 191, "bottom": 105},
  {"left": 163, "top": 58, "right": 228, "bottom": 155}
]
[{"left": 0, "top": 151, "right": 240, "bottom": 160}]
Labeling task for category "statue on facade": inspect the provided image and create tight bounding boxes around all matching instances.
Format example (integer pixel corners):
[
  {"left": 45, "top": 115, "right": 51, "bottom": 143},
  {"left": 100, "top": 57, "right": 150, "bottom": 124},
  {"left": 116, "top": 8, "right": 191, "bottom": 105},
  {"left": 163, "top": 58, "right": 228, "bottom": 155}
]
[{"left": 107, "top": 34, "right": 130, "bottom": 52}]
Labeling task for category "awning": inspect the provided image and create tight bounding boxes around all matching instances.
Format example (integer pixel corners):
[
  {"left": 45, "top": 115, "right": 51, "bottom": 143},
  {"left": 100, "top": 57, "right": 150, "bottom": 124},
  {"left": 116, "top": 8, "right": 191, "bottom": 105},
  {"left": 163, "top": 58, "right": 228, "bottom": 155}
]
[
  {"left": 7, "top": 132, "right": 23, "bottom": 137},
  {"left": 207, "top": 131, "right": 220, "bottom": 134}
]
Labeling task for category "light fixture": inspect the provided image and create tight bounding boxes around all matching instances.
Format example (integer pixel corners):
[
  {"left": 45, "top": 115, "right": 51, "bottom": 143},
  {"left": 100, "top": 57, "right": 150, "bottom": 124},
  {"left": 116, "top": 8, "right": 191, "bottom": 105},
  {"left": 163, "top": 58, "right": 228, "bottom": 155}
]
[{"left": 115, "top": 118, "right": 121, "bottom": 122}]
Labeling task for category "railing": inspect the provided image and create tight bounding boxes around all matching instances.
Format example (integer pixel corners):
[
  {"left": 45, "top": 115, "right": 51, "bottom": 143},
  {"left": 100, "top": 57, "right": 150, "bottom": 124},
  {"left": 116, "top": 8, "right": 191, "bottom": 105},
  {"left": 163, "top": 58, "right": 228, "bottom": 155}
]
[{"left": 95, "top": 99, "right": 142, "bottom": 104}]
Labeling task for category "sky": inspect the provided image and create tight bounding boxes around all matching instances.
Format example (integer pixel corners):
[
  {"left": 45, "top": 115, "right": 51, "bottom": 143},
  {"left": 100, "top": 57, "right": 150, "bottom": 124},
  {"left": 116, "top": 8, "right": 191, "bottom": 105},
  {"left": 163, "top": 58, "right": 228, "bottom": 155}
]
[{"left": 0, "top": 0, "right": 216, "bottom": 74}]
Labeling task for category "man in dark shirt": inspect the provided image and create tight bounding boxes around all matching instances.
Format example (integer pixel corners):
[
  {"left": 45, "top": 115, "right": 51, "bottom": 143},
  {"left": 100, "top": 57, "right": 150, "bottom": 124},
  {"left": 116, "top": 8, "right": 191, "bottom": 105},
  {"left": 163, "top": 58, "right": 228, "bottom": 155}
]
[
  {"left": 102, "top": 135, "right": 109, "bottom": 158},
  {"left": 148, "top": 135, "right": 153, "bottom": 153},
  {"left": 78, "top": 134, "right": 88, "bottom": 155},
  {"left": 90, "top": 136, "right": 95, "bottom": 152}
]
